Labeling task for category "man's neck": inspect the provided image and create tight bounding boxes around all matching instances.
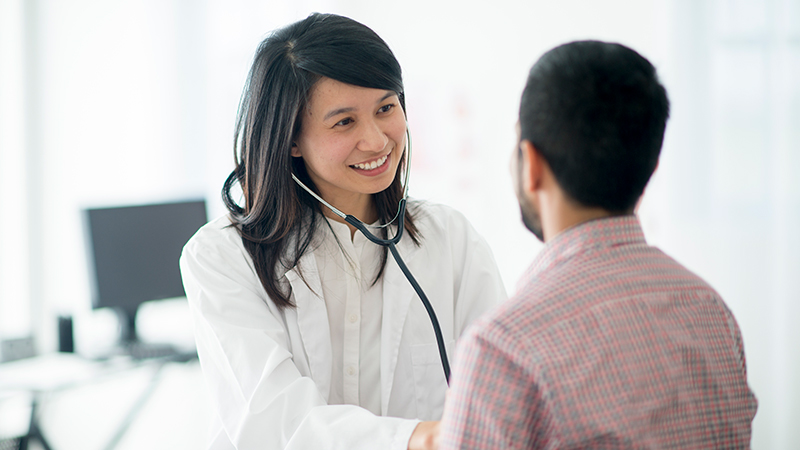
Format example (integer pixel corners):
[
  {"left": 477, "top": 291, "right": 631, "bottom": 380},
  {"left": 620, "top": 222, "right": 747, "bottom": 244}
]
[{"left": 541, "top": 192, "right": 620, "bottom": 242}]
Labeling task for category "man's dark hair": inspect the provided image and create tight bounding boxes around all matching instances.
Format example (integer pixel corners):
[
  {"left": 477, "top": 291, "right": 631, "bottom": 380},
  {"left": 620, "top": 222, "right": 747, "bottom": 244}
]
[{"left": 519, "top": 40, "right": 670, "bottom": 213}]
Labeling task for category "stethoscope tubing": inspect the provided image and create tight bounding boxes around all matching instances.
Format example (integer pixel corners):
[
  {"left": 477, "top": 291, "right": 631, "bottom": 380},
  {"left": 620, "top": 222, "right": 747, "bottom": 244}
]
[
  {"left": 292, "top": 127, "right": 451, "bottom": 384},
  {"left": 388, "top": 241, "right": 451, "bottom": 383},
  {"left": 345, "top": 200, "right": 451, "bottom": 383}
]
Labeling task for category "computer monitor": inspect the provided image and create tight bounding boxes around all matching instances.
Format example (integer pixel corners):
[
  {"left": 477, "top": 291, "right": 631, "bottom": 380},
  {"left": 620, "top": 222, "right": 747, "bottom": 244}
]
[{"left": 83, "top": 199, "right": 208, "bottom": 350}]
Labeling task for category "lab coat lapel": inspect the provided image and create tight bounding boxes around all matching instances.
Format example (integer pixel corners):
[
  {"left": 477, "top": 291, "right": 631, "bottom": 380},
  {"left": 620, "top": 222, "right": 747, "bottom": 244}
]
[
  {"left": 380, "top": 234, "right": 421, "bottom": 415},
  {"left": 285, "top": 252, "right": 332, "bottom": 402}
]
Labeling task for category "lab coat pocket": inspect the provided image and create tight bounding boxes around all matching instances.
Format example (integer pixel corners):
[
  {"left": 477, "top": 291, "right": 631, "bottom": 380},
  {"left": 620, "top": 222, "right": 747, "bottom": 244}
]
[{"left": 410, "top": 340, "right": 454, "bottom": 420}]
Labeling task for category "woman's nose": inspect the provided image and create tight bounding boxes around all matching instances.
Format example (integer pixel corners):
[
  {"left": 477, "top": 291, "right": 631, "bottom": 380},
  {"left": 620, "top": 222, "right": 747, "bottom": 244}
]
[{"left": 356, "top": 118, "right": 389, "bottom": 151}]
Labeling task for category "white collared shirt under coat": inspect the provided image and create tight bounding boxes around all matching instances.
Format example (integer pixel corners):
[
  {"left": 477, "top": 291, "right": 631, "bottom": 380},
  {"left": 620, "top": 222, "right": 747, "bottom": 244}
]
[{"left": 179, "top": 201, "right": 508, "bottom": 450}]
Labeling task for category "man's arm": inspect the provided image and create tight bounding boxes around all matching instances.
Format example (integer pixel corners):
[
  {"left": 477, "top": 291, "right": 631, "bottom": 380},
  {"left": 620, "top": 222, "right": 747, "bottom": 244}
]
[{"left": 438, "top": 325, "right": 549, "bottom": 450}]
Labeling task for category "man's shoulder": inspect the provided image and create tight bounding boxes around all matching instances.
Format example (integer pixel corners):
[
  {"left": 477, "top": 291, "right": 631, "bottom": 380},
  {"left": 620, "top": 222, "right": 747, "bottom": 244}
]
[
  {"left": 467, "top": 283, "right": 559, "bottom": 350},
  {"left": 483, "top": 244, "right": 724, "bottom": 344},
  {"left": 548, "top": 238, "right": 719, "bottom": 300}
]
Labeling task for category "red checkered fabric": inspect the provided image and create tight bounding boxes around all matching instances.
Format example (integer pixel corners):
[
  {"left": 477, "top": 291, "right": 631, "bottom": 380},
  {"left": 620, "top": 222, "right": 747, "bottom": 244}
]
[{"left": 440, "top": 215, "right": 757, "bottom": 449}]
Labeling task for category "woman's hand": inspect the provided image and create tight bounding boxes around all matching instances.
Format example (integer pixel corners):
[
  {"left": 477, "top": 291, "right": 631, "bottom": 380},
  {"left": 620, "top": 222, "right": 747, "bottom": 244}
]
[{"left": 408, "top": 421, "right": 440, "bottom": 450}]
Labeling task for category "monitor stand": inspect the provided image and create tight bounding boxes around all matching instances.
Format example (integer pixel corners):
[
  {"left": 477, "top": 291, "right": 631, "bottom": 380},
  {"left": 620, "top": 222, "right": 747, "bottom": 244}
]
[{"left": 112, "top": 308, "right": 193, "bottom": 361}]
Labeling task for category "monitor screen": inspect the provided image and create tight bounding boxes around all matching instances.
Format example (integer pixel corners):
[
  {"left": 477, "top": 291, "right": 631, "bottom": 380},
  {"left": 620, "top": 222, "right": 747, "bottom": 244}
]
[{"left": 84, "top": 199, "right": 208, "bottom": 321}]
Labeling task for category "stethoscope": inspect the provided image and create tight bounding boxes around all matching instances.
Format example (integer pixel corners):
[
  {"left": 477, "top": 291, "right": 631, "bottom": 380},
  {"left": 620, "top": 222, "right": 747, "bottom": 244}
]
[{"left": 291, "top": 128, "right": 451, "bottom": 384}]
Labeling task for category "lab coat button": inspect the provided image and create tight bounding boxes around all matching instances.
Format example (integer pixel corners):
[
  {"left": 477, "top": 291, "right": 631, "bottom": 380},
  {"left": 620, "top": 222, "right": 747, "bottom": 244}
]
[
  {"left": 349, "top": 314, "right": 359, "bottom": 323},
  {"left": 347, "top": 366, "right": 356, "bottom": 376}
]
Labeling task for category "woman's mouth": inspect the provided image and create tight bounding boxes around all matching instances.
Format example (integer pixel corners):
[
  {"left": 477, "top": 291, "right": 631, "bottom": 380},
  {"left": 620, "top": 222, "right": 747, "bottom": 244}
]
[{"left": 350, "top": 155, "right": 388, "bottom": 171}]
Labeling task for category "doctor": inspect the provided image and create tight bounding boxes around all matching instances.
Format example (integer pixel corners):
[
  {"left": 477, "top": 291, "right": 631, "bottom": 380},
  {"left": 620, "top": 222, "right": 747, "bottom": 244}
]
[{"left": 180, "top": 13, "right": 507, "bottom": 450}]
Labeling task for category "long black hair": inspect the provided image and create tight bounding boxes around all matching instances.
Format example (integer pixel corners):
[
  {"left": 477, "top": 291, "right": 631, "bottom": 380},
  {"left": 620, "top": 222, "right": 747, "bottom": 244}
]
[{"left": 223, "top": 13, "right": 420, "bottom": 309}]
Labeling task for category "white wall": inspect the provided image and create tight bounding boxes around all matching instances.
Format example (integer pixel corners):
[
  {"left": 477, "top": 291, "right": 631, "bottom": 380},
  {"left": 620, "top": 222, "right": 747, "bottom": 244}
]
[
  {"left": 0, "top": 0, "right": 797, "bottom": 448},
  {"left": 0, "top": 0, "right": 31, "bottom": 342},
  {"left": 647, "top": 1, "right": 800, "bottom": 448}
]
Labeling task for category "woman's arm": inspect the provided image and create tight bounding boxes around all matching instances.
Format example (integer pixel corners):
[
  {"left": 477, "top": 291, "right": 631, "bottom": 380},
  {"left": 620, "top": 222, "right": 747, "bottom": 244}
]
[
  {"left": 443, "top": 206, "right": 508, "bottom": 336},
  {"left": 408, "top": 421, "right": 441, "bottom": 450},
  {"left": 180, "top": 220, "right": 418, "bottom": 449}
]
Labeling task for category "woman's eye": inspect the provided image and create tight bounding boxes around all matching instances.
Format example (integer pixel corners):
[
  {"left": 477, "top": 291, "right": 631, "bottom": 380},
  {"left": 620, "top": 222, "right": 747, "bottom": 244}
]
[
  {"left": 335, "top": 118, "right": 353, "bottom": 127},
  {"left": 378, "top": 103, "right": 395, "bottom": 114}
]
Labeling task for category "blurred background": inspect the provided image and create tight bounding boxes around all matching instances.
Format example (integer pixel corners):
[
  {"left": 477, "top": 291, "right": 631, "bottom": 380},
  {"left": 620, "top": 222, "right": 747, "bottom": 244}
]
[{"left": 0, "top": 0, "right": 797, "bottom": 448}]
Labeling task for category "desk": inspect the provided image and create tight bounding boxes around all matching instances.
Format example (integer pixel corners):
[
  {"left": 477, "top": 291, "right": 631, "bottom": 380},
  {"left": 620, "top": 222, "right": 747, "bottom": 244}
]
[{"left": 0, "top": 354, "right": 211, "bottom": 450}]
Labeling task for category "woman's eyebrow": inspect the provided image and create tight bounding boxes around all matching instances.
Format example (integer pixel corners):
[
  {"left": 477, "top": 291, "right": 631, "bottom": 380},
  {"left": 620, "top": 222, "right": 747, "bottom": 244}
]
[
  {"left": 323, "top": 107, "right": 355, "bottom": 121},
  {"left": 322, "top": 91, "right": 397, "bottom": 121},
  {"left": 376, "top": 91, "right": 396, "bottom": 103}
]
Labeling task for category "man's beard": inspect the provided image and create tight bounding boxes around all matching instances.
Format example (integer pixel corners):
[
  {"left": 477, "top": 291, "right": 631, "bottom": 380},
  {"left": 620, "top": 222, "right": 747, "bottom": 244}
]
[
  {"left": 513, "top": 142, "right": 544, "bottom": 242},
  {"left": 518, "top": 199, "right": 544, "bottom": 242}
]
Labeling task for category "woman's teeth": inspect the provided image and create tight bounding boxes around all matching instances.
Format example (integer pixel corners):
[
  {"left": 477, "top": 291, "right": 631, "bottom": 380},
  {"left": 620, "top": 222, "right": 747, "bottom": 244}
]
[{"left": 352, "top": 155, "right": 387, "bottom": 170}]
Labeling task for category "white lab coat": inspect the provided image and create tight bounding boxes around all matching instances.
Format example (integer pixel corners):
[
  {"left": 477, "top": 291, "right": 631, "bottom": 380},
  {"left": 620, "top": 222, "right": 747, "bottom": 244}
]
[{"left": 180, "top": 201, "right": 507, "bottom": 450}]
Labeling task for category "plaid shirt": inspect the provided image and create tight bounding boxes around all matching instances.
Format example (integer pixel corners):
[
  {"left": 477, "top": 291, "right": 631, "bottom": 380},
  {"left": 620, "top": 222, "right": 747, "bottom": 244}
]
[{"left": 440, "top": 216, "right": 757, "bottom": 449}]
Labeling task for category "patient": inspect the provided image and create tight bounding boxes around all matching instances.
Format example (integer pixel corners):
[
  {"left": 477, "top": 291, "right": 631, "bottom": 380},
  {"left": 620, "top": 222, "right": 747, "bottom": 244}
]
[{"left": 438, "top": 40, "right": 758, "bottom": 449}]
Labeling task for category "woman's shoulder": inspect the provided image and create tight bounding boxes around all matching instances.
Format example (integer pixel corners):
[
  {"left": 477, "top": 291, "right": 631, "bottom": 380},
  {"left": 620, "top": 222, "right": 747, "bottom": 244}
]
[
  {"left": 407, "top": 199, "right": 476, "bottom": 238},
  {"left": 183, "top": 213, "right": 243, "bottom": 255}
]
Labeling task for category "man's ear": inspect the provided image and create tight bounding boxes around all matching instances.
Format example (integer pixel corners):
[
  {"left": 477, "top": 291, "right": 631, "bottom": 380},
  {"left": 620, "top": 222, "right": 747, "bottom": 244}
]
[{"left": 520, "top": 139, "right": 544, "bottom": 196}]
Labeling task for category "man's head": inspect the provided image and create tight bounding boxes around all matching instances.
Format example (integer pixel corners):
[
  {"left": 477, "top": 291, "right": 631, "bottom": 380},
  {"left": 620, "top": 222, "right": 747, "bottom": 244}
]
[{"left": 514, "top": 40, "right": 669, "bottom": 240}]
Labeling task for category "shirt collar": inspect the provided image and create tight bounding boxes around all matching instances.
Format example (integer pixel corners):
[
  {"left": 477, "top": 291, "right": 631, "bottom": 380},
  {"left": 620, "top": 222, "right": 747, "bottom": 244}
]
[
  {"left": 523, "top": 215, "right": 647, "bottom": 284},
  {"left": 323, "top": 215, "right": 382, "bottom": 248}
]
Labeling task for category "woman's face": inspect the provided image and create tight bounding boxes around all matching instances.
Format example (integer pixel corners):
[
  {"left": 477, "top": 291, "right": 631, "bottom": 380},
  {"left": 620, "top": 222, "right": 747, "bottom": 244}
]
[{"left": 292, "top": 77, "right": 406, "bottom": 209}]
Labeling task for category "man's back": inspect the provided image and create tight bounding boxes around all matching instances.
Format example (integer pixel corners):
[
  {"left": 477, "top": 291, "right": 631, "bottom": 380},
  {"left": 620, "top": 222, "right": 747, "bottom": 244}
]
[{"left": 441, "top": 216, "right": 757, "bottom": 449}]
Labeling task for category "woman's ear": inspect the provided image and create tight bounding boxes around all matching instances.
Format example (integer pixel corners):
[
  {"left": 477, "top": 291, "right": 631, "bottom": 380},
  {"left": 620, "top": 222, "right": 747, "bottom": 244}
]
[{"left": 291, "top": 142, "right": 301, "bottom": 157}]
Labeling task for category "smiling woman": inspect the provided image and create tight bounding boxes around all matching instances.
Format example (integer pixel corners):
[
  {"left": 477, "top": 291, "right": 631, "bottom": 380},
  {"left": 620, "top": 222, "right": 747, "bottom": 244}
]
[
  {"left": 292, "top": 79, "right": 407, "bottom": 226},
  {"left": 178, "top": 12, "right": 507, "bottom": 450},
  {"left": 222, "top": 13, "right": 419, "bottom": 310}
]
